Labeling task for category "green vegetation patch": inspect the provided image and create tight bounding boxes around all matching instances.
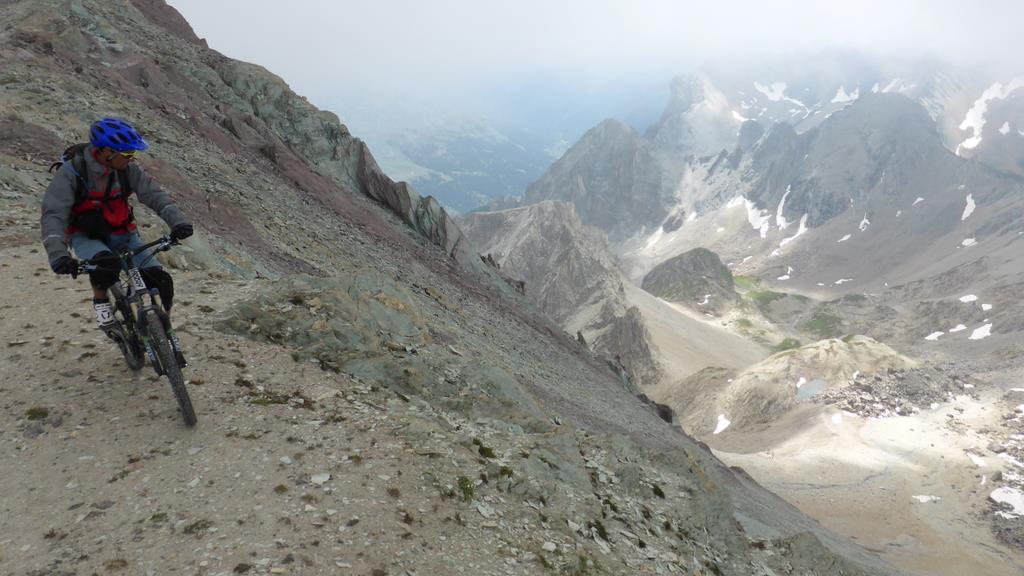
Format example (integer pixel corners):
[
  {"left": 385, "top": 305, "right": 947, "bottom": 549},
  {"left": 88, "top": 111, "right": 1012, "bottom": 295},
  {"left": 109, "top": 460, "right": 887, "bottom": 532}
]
[
  {"left": 25, "top": 406, "right": 49, "bottom": 420},
  {"left": 772, "top": 338, "right": 802, "bottom": 353},
  {"left": 747, "top": 290, "right": 786, "bottom": 312},
  {"left": 799, "top": 310, "right": 844, "bottom": 339},
  {"left": 733, "top": 275, "right": 760, "bottom": 291},
  {"left": 456, "top": 476, "right": 474, "bottom": 501}
]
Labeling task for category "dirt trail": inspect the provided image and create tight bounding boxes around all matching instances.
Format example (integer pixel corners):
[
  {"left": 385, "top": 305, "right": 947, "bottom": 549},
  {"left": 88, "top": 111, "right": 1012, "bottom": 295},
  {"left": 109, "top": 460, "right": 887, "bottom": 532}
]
[{"left": 0, "top": 243, "right": 558, "bottom": 575}]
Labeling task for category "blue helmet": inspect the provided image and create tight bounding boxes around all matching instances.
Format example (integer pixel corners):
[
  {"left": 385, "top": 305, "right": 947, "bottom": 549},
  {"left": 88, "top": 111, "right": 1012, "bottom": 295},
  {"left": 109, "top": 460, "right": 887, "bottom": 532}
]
[{"left": 89, "top": 117, "right": 149, "bottom": 152}]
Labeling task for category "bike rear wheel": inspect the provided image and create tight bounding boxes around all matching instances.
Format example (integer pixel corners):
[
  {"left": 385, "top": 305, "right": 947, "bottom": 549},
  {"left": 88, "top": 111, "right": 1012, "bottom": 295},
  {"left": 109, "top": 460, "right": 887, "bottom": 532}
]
[{"left": 144, "top": 310, "right": 196, "bottom": 427}]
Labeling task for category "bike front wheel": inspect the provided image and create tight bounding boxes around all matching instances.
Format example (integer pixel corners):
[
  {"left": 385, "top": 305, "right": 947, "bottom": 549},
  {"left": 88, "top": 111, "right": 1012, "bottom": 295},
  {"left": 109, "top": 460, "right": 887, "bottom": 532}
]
[
  {"left": 144, "top": 310, "right": 196, "bottom": 427},
  {"left": 109, "top": 284, "right": 144, "bottom": 370}
]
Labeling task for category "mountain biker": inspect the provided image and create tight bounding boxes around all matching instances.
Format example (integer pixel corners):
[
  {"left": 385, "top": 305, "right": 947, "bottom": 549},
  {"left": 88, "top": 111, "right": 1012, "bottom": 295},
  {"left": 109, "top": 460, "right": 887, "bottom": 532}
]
[{"left": 40, "top": 117, "right": 194, "bottom": 332}]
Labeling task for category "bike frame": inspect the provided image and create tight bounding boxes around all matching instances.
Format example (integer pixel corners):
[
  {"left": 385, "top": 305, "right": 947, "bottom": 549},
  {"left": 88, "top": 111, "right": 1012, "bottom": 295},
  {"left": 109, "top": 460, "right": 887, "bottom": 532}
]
[{"left": 81, "top": 236, "right": 176, "bottom": 367}]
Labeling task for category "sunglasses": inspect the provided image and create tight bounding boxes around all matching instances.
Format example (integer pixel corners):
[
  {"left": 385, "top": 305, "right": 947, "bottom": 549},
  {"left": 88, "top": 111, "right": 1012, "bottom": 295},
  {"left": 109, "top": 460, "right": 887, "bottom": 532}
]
[{"left": 116, "top": 150, "right": 139, "bottom": 161}]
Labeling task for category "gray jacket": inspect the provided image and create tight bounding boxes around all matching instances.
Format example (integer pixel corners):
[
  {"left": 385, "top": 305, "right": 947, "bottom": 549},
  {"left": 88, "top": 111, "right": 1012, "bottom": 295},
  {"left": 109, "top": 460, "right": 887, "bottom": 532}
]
[{"left": 40, "top": 145, "right": 189, "bottom": 262}]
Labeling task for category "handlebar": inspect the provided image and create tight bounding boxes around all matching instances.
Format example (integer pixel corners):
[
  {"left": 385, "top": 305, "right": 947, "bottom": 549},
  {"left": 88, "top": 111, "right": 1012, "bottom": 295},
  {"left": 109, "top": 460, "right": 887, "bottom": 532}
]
[{"left": 71, "top": 236, "right": 178, "bottom": 278}]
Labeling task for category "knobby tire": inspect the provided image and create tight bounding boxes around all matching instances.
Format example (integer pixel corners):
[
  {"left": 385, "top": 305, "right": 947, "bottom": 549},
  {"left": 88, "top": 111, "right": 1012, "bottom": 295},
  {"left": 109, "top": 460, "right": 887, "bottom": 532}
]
[{"left": 144, "top": 310, "right": 196, "bottom": 427}]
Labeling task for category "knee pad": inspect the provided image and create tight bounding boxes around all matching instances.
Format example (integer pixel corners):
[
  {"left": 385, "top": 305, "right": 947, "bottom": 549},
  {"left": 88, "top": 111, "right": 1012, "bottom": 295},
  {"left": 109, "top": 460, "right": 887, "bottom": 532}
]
[
  {"left": 87, "top": 251, "right": 120, "bottom": 290},
  {"left": 141, "top": 268, "right": 175, "bottom": 310}
]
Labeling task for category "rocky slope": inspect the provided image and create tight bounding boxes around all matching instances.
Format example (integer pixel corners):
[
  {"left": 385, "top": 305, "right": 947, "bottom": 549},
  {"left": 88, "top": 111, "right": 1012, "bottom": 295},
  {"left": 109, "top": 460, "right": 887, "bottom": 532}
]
[
  {"left": 0, "top": 1, "right": 905, "bottom": 574},
  {"left": 460, "top": 201, "right": 661, "bottom": 388}
]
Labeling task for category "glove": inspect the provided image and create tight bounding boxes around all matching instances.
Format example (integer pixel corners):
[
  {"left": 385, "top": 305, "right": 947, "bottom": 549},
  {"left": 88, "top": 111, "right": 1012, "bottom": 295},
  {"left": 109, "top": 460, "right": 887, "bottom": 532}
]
[
  {"left": 50, "top": 255, "right": 77, "bottom": 275},
  {"left": 170, "top": 223, "right": 194, "bottom": 242}
]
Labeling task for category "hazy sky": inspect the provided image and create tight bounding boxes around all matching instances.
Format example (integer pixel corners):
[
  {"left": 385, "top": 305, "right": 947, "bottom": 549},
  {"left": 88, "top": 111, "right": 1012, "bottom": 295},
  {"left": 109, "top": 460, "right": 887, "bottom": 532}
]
[{"left": 169, "top": 0, "right": 1022, "bottom": 105}]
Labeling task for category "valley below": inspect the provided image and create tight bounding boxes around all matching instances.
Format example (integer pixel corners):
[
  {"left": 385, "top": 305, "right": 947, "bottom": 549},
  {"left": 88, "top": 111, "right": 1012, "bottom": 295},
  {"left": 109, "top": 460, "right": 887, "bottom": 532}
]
[
  {"left": 713, "top": 389, "right": 1024, "bottom": 576},
  {"left": 630, "top": 278, "right": 1024, "bottom": 576}
]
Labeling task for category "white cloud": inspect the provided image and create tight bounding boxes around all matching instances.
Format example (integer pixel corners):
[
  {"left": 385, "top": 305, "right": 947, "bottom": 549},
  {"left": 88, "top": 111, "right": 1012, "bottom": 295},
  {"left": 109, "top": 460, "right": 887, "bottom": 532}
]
[{"left": 168, "top": 0, "right": 1024, "bottom": 101}]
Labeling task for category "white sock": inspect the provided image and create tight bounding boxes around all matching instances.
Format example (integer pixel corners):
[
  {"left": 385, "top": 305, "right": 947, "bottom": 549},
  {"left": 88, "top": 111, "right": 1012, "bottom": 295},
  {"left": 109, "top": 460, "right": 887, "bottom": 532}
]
[{"left": 94, "top": 301, "right": 114, "bottom": 326}]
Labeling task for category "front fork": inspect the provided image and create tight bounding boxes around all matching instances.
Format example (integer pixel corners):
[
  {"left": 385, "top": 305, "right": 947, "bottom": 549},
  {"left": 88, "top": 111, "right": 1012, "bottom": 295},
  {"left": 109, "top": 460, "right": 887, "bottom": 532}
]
[{"left": 140, "top": 290, "right": 187, "bottom": 372}]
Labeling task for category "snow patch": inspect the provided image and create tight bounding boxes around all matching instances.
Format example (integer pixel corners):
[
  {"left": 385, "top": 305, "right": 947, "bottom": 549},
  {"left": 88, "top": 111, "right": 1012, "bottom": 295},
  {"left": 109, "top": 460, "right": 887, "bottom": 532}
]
[
  {"left": 990, "top": 487, "right": 1024, "bottom": 517},
  {"left": 962, "top": 238, "right": 977, "bottom": 247},
  {"left": 744, "top": 199, "right": 771, "bottom": 238},
  {"left": 962, "top": 194, "right": 976, "bottom": 221},
  {"left": 754, "top": 81, "right": 788, "bottom": 102},
  {"left": 834, "top": 278, "right": 854, "bottom": 285},
  {"left": 796, "top": 377, "right": 807, "bottom": 389},
  {"left": 776, "top": 185, "right": 792, "bottom": 230},
  {"left": 831, "top": 85, "right": 859, "bottom": 104},
  {"left": 913, "top": 197, "right": 925, "bottom": 206},
  {"left": 779, "top": 214, "right": 809, "bottom": 247},
  {"left": 837, "top": 234, "right": 852, "bottom": 243},
  {"left": 643, "top": 227, "right": 665, "bottom": 251},
  {"left": 969, "top": 323, "right": 993, "bottom": 340},
  {"left": 949, "top": 324, "right": 967, "bottom": 333},
  {"left": 713, "top": 414, "right": 731, "bottom": 435},
  {"left": 831, "top": 412, "right": 843, "bottom": 425},
  {"left": 925, "top": 332, "right": 944, "bottom": 341},
  {"left": 960, "top": 294, "right": 978, "bottom": 303},
  {"left": 777, "top": 275, "right": 790, "bottom": 281},
  {"left": 912, "top": 495, "right": 941, "bottom": 503},
  {"left": 896, "top": 210, "right": 902, "bottom": 218},
  {"left": 967, "top": 453, "right": 988, "bottom": 467},
  {"left": 957, "top": 79, "right": 1024, "bottom": 155},
  {"left": 858, "top": 213, "right": 870, "bottom": 232},
  {"left": 716, "top": 227, "right": 725, "bottom": 233},
  {"left": 1000, "top": 121, "right": 1011, "bottom": 135},
  {"left": 753, "top": 81, "right": 807, "bottom": 108},
  {"left": 982, "top": 303, "right": 992, "bottom": 311},
  {"left": 881, "top": 78, "right": 904, "bottom": 93},
  {"left": 732, "top": 110, "right": 749, "bottom": 123}
]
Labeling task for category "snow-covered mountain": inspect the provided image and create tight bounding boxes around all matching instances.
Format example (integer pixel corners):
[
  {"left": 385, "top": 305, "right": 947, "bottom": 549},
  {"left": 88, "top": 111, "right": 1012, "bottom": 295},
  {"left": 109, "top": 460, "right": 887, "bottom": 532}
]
[{"left": 627, "top": 91, "right": 1023, "bottom": 289}]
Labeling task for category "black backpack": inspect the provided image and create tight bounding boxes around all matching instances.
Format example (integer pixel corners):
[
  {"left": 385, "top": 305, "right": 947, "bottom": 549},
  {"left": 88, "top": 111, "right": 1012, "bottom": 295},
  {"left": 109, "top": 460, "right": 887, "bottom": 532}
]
[{"left": 49, "top": 143, "right": 134, "bottom": 238}]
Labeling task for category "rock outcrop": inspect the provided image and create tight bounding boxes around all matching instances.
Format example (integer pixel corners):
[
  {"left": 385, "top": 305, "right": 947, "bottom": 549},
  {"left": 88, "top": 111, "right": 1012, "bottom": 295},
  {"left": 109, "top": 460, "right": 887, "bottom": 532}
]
[
  {"left": 521, "top": 120, "right": 668, "bottom": 241},
  {"left": 641, "top": 247, "right": 738, "bottom": 313},
  {"left": 461, "top": 201, "right": 662, "bottom": 387}
]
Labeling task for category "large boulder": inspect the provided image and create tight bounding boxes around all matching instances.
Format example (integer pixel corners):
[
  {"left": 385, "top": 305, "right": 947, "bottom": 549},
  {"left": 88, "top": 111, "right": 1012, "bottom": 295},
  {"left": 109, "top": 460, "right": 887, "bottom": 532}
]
[{"left": 641, "top": 247, "right": 738, "bottom": 314}]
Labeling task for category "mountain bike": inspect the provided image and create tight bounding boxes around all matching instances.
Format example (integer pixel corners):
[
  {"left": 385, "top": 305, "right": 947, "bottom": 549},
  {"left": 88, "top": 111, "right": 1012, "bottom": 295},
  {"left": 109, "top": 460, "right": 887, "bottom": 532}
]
[{"left": 73, "top": 236, "right": 196, "bottom": 426}]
